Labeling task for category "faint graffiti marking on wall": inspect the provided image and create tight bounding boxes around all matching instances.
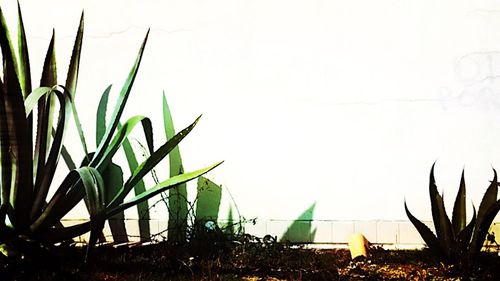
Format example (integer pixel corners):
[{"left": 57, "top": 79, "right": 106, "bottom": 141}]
[{"left": 440, "top": 51, "right": 500, "bottom": 110}]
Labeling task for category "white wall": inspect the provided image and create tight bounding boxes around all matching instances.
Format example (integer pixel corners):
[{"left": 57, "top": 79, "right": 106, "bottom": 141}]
[{"left": 2, "top": 0, "right": 500, "bottom": 232}]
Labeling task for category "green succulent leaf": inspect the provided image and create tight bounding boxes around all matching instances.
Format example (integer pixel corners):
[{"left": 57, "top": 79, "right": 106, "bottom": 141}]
[
  {"left": 24, "top": 87, "right": 52, "bottom": 115},
  {"left": 405, "top": 201, "right": 445, "bottom": 259},
  {"left": 75, "top": 167, "right": 105, "bottom": 260},
  {"left": 56, "top": 16, "right": 85, "bottom": 171},
  {"left": 429, "top": 164, "right": 453, "bottom": 258},
  {"left": 64, "top": 14, "right": 88, "bottom": 158},
  {"left": 96, "top": 85, "right": 111, "bottom": 146},
  {"left": 475, "top": 169, "right": 498, "bottom": 226},
  {"left": 0, "top": 7, "right": 22, "bottom": 94},
  {"left": 16, "top": 1, "right": 31, "bottom": 98},
  {"left": 92, "top": 30, "right": 149, "bottom": 165},
  {"left": 452, "top": 170, "right": 467, "bottom": 236},
  {"left": 120, "top": 131, "right": 150, "bottom": 241},
  {"left": 163, "top": 92, "right": 188, "bottom": 242},
  {"left": 108, "top": 162, "right": 223, "bottom": 217},
  {"left": 104, "top": 161, "right": 129, "bottom": 243},
  {"left": 40, "top": 31, "right": 57, "bottom": 87},
  {"left": 0, "top": 7, "right": 32, "bottom": 230},
  {"left": 65, "top": 12, "right": 83, "bottom": 99},
  {"left": 472, "top": 200, "right": 500, "bottom": 257},
  {"left": 0, "top": 81, "right": 12, "bottom": 207},
  {"left": 162, "top": 92, "right": 184, "bottom": 176},
  {"left": 108, "top": 115, "right": 201, "bottom": 208},
  {"left": 456, "top": 206, "right": 476, "bottom": 260},
  {"left": 471, "top": 169, "right": 499, "bottom": 258},
  {"left": 30, "top": 89, "right": 71, "bottom": 220},
  {"left": 33, "top": 32, "right": 57, "bottom": 195},
  {"left": 95, "top": 115, "right": 152, "bottom": 170}
]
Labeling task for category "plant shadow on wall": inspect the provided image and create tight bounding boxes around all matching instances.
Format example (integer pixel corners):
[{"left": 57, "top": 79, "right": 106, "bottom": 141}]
[
  {"left": 405, "top": 163, "right": 500, "bottom": 272},
  {"left": 0, "top": 3, "right": 222, "bottom": 261}
]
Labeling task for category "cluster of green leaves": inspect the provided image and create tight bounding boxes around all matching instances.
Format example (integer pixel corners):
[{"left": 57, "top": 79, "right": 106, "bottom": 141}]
[
  {"left": 0, "top": 3, "right": 220, "bottom": 257},
  {"left": 105, "top": 94, "right": 231, "bottom": 243},
  {"left": 405, "top": 164, "right": 500, "bottom": 268}
]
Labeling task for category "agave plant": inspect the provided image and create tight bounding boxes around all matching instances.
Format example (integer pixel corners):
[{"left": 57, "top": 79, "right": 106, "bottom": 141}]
[
  {"left": 0, "top": 4, "right": 221, "bottom": 258},
  {"left": 405, "top": 164, "right": 500, "bottom": 267}
]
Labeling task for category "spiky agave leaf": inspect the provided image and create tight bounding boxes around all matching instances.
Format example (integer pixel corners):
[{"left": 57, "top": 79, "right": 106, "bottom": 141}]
[
  {"left": 108, "top": 162, "right": 223, "bottom": 218},
  {"left": 16, "top": 1, "right": 32, "bottom": 150},
  {"left": 0, "top": 6, "right": 32, "bottom": 231},
  {"left": 91, "top": 30, "right": 149, "bottom": 166},
  {"left": 452, "top": 170, "right": 467, "bottom": 236},
  {"left": 470, "top": 169, "right": 499, "bottom": 258},
  {"left": 108, "top": 115, "right": 201, "bottom": 208},
  {"left": 32, "top": 32, "right": 57, "bottom": 211},
  {"left": 0, "top": 7, "right": 21, "bottom": 90},
  {"left": 163, "top": 92, "right": 188, "bottom": 242},
  {"left": 65, "top": 13, "right": 88, "bottom": 158},
  {"left": 34, "top": 30, "right": 57, "bottom": 171},
  {"left": 103, "top": 161, "right": 128, "bottom": 243},
  {"left": 429, "top": 164, "right": 453, "bottom": 259},
  {"left": 65, "top": 12, "right": 83, "bottom": 99},
  {"left": 95, "top": 116, "right": 152, "bottom": 172},
  {"left": 121, "top": 133, "right": 150, "bottom": 241},
  {"left": 16, "top": 1, "right": 31, "bottom": 98},
  {"left": 405, "top": 201, "right": 445, "bottom": 259},
  {"left": 96, "top": 85, "right": 111, "bottom": 146},
  {"left": 0, "top": 81, "right": 11, "bottom": 207},
  {"left": 25, "top": 87, "right": 70, "bottom": 221},
  {"left": 455, "top": 206, "right": 476, "bottom": 261},
  {"left": 75, "top": 167, "right": 105, "bottom": 260},
  {"left": 58, "top": 14, "right": 85, "bottom": 171}
]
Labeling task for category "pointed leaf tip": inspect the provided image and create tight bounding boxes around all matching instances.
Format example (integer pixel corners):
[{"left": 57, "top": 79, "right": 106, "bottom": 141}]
[{"left": 430, "top": 163, "right": 436, "bottom": 183}]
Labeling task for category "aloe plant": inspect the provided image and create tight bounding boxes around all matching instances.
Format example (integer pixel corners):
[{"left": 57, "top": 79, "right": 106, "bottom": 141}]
[
  {"left": 405, "top": 164, "right": 500, "bottom": 267},
  {"left": 0, "top": 4, "right": 221, "bottom": 258}
]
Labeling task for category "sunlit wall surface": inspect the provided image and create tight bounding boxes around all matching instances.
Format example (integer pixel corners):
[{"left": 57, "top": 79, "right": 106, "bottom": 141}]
[{"left": 3, "top": 0, "right": 500, "bottom": 242}]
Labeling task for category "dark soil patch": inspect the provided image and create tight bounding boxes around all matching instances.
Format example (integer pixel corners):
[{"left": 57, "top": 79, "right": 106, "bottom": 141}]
[{"left": 1, "top": 242, "right": 499, "bottom": 280}]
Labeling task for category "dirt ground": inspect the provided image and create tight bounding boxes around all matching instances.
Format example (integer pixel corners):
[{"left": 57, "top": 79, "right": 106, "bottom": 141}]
[{"left": 1, "top": 241, "right": 500, "bottom": 280}]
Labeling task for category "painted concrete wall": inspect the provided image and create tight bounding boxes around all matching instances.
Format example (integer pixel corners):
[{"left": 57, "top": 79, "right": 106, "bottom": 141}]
[{"left": 2, "top": 0, "right": 500, "bottom": 243}]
